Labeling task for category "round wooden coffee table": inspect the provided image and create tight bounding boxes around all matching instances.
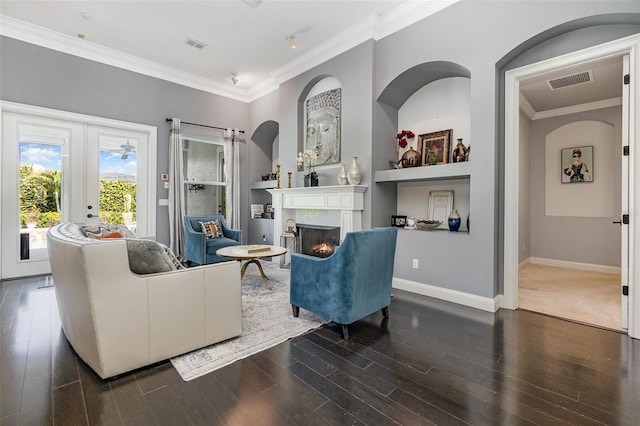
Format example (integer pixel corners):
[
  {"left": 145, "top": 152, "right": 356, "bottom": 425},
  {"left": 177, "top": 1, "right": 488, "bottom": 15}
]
[{"left": 216, "top": 245, "right": 287, "bottom": 290}]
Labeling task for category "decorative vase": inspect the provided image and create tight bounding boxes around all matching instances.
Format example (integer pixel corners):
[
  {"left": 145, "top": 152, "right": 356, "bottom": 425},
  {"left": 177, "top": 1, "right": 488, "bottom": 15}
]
[
  {"left": 452, "top": 139, "right": 468, "bottom": 163},
  {"left": 304, "top": 174, "right": 319, "bottom": 187},
  {"left": 401, "top": 146, "right": 421, "bottom": 168},
  {"left": 338, "top": 164, "right": 348, "bottom": 185},
  {"left": 347, "top": 156, "right": 361, "bottom": 185},
  {"left": 448, "top": 209, "right": 461, "bottom": 232}
]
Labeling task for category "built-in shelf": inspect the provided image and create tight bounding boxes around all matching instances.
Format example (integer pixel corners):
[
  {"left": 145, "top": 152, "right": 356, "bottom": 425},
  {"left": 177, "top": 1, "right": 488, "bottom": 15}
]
[
  {"left": 375, "top": 162, "right": 470, "bottom": 183},
  {"left": 250, "top": 180, "right": 277, "bottom": 189}
]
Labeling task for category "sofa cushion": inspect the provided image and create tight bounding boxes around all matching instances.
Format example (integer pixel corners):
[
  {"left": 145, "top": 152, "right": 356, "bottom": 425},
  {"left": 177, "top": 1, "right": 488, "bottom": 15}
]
[
  {"left": 205, "top": 237, "right": 240, "bottom": 254},
  {"left": 200, "top": 220, "right": 223, "bottom": 238},
  {"left": 126, "top": 239, "right": 179, "bottom": 275}
]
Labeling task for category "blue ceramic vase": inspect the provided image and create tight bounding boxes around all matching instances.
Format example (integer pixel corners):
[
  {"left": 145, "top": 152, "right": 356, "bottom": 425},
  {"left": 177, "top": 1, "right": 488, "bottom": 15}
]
[{"left": 448, "top": 209, "right": 461, "bottom": 232}]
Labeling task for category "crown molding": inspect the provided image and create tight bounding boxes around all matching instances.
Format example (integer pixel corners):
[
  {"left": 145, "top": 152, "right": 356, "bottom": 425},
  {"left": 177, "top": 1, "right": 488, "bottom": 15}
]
[
  {"left": 519, "top": 94, "right": 536, "bottom": 119},
  {"left": 0, "top": 15, "right": 251, "bottom": 102},
  {"left": 1, "top": 1, "right": 459, "bottom": 104}
]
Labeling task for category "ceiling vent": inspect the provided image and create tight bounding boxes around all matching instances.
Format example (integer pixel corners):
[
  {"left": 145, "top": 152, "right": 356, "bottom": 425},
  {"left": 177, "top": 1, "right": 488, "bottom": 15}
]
[
  {"left": 546, "top": 70, "right": 593, "bottom": 90},
  {"left": 185, "top": 38, "right": 207, "bottom": 50}
]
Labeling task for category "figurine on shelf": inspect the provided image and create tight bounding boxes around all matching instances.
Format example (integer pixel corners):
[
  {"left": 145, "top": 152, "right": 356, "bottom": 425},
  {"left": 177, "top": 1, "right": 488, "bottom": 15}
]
[{"left": 452, "top": 138, "right": 468, "bottom": 163}]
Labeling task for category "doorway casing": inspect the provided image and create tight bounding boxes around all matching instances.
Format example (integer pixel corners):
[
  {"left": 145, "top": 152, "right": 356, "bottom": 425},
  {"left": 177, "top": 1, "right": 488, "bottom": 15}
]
[{"left": 503, "top": 34, "right": 640, "bottom": 339}]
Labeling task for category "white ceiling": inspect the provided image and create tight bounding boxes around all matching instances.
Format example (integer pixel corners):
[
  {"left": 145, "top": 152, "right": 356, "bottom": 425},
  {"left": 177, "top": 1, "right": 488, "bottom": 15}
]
[
  {"left": 0, "top": 0, "right": 458, "bottom": 102},
  {"left": 0, "top": 0, "right": 624, "bottom": 109}
]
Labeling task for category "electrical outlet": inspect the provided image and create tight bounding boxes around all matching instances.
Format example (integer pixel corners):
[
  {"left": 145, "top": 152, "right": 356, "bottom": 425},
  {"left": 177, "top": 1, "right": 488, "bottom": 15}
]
[{"left": 412, "top": 259, "right": 419, "bottom": 269}]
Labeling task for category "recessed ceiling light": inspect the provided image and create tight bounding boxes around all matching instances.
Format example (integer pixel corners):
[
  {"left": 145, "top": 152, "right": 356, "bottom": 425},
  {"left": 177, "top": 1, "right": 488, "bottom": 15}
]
[
  {"left": 286, "top": 35, "right": 297, "bottom": 50},
  {"left": 231, "top": 73, "right": 240, "bottom": 86},
  {"left": 81, "top": 11, "right": 93, "bottom": 20}
]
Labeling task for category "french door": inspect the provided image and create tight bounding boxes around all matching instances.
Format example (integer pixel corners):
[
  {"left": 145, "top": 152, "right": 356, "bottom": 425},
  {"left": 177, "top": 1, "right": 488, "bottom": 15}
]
[{"left": 1, "top": 103, "right": 156, "bottom": 279}]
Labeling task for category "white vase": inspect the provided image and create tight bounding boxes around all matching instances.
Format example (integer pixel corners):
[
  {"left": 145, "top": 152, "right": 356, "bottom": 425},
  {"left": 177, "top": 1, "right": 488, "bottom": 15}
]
[
  {"left": 338, "top": 164, "right": 348, "bottom": 185},
  {"left": 347, "top": 156, "right": 361, "bottom": 185}
]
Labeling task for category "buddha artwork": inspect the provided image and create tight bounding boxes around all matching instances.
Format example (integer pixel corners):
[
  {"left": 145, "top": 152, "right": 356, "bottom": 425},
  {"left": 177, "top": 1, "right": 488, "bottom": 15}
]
[{"left": 305, "top": 88, "right": 341, "bottom": 166}]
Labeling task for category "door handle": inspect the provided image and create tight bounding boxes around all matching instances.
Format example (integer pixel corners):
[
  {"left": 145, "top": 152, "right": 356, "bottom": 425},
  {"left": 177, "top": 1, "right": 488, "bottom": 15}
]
[{"left": 87, "top": 213, "right": 94, "bottom": 218}]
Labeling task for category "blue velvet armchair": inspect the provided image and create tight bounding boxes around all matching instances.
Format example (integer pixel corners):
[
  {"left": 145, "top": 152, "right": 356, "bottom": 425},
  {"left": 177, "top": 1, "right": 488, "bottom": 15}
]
[
  {"left": 290, "top": 227, "right": 398, "bottom": 340},
  {"left": 184, "top": 215, "right": 242, "bottom": 265}
]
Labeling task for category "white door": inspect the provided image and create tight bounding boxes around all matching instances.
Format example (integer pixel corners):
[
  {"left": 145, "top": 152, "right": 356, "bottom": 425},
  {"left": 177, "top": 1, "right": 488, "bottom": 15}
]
[
  {"left": 1, "top": 111, "right": 153, "bottom": 279},
  {"left": 620, "top": 54, "right": 631, "bottom": 329},
  {"left": 1, "top": 113, "right": 85, "bottom": 278}
]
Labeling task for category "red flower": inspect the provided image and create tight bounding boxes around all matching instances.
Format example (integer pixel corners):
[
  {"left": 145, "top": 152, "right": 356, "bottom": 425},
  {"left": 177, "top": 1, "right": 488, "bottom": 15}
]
[{"left": 396, "top": 130, "right": 414, "bottom": 148}]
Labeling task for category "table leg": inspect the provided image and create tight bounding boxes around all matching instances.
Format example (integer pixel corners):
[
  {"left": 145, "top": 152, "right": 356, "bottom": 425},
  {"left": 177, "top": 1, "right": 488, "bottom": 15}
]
[{"left": 241, "top": 259, "right": 272, "bottom": 290}]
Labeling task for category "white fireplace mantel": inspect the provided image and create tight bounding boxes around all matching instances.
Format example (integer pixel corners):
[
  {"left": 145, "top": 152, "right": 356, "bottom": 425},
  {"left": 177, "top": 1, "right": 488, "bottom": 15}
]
[{"left": 268, "top": 185, "right": 367, "bottom": 242}]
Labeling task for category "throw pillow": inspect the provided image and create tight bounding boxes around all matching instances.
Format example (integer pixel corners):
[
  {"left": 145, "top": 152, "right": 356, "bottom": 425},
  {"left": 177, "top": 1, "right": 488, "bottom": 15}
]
[
  {"left": 126, "top": 239, "right": 178, "bottom": 275},
  {"left": 80, "top": 224, "right": 137, "bottom": 239},
  {"left": 200, "top": 220, "right": 223, "bottom": 239}
]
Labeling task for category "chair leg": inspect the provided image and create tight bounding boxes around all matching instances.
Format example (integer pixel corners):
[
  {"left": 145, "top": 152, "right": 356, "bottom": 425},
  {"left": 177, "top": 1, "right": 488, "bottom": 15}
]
[
  {"left": 341, "top": 324, "right": 350, "bottom": 340},
  {"left": 292, "top": 305, "right": 300, "bottom": 317},
  {"left": 382, "top": 306, "right": 389, "bottom": 318}
]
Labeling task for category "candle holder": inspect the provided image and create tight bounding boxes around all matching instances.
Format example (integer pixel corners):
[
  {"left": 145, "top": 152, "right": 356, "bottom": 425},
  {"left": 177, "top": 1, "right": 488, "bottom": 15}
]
[
  {"left": 275, "top": 164, "right": 281, "bottom": 189},
  {"left": 287, "top": 172, "right": 292, "bottom": 188}
]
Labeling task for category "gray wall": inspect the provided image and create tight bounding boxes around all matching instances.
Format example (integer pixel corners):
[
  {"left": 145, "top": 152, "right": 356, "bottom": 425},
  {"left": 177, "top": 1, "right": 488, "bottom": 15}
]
[
  {"left": 0, "top": 37, "right": 250, "bottom": 245},
  {"left": 277, "top": 40, "right": 375, "bottom": 228},
  {"left": 371, "top": 0, "right": 638, "bottom": 298},
  {"left": 529, "top": 106, "right": 622, "bottom": 266}
]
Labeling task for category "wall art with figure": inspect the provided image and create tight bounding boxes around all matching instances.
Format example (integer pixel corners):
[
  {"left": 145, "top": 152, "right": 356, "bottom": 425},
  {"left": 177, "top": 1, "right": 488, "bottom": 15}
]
[
  {"left": 305, "top": 88, "right": 341, "bottom": 166},
  {"left": 561, "top": 146, "right": 593, "bottom": 183},
  {"left": 420, "top": 129, "right": 452, "bottom": 166}
]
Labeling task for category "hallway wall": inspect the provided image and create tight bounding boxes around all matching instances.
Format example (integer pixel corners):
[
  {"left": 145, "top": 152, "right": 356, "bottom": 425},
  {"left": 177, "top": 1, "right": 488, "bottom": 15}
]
[{"left": 529, "top": 106, "right": 622, "bottom": 267}]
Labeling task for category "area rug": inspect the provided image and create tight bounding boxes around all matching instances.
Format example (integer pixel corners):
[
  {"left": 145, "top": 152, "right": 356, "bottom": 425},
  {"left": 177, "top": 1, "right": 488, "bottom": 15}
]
[{"left": 171, "top": 260, "right": 327, "bottom": 381}]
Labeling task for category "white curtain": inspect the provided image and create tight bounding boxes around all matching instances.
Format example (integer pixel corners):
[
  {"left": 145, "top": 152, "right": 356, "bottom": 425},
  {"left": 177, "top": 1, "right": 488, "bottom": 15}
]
[
  {"left": 168, "top": 118, "right": 186, "bottom": 258},
  {"left": 224, "top": 128, "right": 240, "bottom": 230}
]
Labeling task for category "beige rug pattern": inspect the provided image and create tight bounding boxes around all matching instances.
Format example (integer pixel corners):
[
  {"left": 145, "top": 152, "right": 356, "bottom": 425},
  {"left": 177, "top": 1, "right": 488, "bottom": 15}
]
[{"left": 519, "top": 263, "right": 623, "bottom": 331}]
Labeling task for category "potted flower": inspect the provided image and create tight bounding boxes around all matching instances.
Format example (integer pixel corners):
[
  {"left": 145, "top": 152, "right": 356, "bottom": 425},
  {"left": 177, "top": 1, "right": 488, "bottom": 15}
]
[
  {"left": 392, "top": 130, "right": 415, "bottom": 168},
  {"left": 297, "top": 150, "right": 319, "bottom": 187}
]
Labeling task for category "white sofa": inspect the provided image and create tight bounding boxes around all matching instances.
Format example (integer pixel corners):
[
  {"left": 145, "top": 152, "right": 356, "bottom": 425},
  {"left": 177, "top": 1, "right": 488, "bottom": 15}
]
[{"left": 47, "top": 222, "right": 243, "bottom": 379}]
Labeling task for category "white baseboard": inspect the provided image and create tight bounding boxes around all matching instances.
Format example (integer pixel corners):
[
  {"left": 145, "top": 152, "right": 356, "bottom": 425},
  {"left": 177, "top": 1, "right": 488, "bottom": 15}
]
[
  {"left": 528, "top": 257, "right": 621, "bottom": 275},
  {"left": 519, "top": 257, "right": 531, "bottom": 271},
  {"left": 393, "top": 278, "right": 501, "bottom": 313}
]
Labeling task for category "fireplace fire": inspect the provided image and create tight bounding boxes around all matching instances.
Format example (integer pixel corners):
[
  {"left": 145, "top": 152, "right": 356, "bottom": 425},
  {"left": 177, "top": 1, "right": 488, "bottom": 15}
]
[{"left": 297, "top": 224, "right": 340, "bottom": 258}]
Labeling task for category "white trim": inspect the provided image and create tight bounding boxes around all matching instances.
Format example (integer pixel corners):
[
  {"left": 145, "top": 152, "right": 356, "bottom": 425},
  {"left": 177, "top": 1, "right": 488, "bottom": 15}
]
[
  {"left": 393, "top": 277, "right": 500, "bottom": 313},
  {"left": 532, "top": 97, "right": 622, "bottom": 120},
  {"left": 1, "top": 3, "right": 459, "bottom": 103},
  {"left": 519, "top": 94, "right": 536, "bottom": 119},
  {"left": 528, "top": 257, "right": 621, "bottom": 275},
  {"left": 504, "top": 34, "right": 640, "bottom": 339}
]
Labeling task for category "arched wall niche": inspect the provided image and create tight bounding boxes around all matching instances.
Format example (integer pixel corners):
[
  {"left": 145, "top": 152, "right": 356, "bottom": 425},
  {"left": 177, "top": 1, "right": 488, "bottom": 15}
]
[
  {"left": 297, "top": 74, "right": 334, "bottom": 152},
  {"left": 297, "top": 75, "right": 342, "bottom": 168},
  {"left": 377, "top": 61, "right": 471, "bottom": 110},
  {"left": 251, "top": 119, "right": 279, "bottom": 155}
]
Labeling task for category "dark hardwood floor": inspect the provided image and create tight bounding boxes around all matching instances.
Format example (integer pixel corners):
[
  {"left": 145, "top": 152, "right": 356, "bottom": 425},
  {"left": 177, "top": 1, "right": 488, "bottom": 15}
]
[{"left": 1, "top": 275, "right": 639, "bottom": 425}]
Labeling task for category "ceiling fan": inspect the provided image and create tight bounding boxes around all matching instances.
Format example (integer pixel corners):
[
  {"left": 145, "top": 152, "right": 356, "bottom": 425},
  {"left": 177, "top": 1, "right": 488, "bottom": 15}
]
[{"left": 120, "top": 141, "right": 136, "bottom": 160}]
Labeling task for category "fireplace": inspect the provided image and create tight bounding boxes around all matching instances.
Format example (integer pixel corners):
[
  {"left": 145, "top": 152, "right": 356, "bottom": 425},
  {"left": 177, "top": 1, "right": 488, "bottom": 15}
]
[{"left": 297, "top": 224, "right": 340, "bottom": 258}]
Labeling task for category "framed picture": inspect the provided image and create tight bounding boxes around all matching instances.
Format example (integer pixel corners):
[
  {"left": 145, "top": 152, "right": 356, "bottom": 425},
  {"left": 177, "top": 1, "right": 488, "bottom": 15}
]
[
  {"left": 420, "top": 129, "right": 452, "bottom": 166},
  {"left": 391, "top": 215, "right": 407, "bottom": 228},
  {"left": 428, "top": 190, "right": 453, "bottom": 230},
  {"left": 266, "top": 203, "right": 274, "bottom": 213},
  {"left": 561, "top": 146, "right": 593, "bottom": 183}
]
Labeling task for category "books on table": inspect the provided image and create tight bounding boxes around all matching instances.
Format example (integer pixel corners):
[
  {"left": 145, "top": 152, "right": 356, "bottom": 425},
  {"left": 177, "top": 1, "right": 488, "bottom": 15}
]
[{"left": 232, "top": 244, "right": 272, "bottom": 255}]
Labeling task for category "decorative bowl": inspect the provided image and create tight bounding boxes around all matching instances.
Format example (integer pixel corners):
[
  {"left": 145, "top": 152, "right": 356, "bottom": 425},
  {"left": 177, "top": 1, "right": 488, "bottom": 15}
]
[{"left": 416, "top": 220, "right": 441, "bottom": 231}]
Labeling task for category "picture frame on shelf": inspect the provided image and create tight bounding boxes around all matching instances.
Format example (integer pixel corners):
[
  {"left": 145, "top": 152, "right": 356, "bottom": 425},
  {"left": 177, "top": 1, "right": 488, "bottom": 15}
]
[
  {"left": 561, "top": 146, "right": 593, "bottom": 183},
  {"left": 427, "top": 190, "right": 453, "bottom": 230},
  {"left": 420, "top": 129, "right": 452, "bottom": 166},
  {"left": 391, "top": 215, "right": 407, "bottom": 228}
]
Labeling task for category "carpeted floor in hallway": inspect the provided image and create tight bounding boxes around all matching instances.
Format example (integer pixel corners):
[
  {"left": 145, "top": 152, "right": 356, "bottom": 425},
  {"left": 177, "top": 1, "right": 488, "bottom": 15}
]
[{"left": 518, "top": 263, "right": 623, "bottom": 332}]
